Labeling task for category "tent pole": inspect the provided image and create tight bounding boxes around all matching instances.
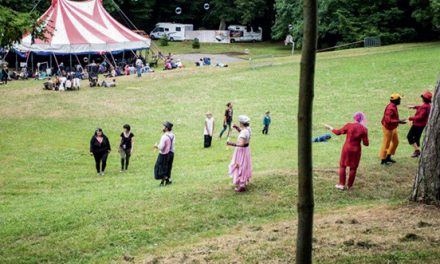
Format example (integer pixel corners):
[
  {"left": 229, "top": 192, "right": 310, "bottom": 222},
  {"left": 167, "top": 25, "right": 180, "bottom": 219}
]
[
  {"left": 70, "top": 54, "right": 72, "bottom": 70},
  {"left": 15, "top": 52, "right": 18, "bottom": 70},
  {"left": 31, "top": 53, "right": 34, "bottom": 73},
  {"left": 50, "top": 55, "right": 52, "bottom": 70}
]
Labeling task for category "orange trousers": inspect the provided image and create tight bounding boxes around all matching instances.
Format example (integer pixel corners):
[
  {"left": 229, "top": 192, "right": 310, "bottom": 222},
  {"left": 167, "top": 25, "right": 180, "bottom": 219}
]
[{"left": 379, "top": 126, "right": 399, "bottom": 160}]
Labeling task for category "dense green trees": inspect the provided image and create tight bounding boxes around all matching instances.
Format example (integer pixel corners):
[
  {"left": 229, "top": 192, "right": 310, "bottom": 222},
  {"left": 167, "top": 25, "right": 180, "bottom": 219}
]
[
  {"left": 0, "top": 0, "right": 439, "bottom": 46},
  {"left": 272, "top": 0, "right": 440, "bottom": 47}
]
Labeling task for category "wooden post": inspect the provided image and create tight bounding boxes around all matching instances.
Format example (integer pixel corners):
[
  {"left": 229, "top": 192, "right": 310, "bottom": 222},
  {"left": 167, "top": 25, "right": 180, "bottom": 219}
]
[{"left": 296, "top": 0, "right": 317, "bottom": 263}]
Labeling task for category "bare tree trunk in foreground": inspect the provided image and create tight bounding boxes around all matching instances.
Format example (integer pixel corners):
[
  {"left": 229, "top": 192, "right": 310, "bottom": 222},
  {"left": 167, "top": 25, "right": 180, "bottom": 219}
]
[
  {"left": 411, "top": 75, "right": 440, "bottom": 205},
  {"left": 296, "top": 0, "right": 317, "bottom": 263}
]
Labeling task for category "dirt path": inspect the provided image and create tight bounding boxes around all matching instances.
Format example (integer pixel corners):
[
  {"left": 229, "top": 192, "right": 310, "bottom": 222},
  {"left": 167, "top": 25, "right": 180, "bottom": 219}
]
[{"left": 137, "top": 204, "right": 440, "bottom": 263}]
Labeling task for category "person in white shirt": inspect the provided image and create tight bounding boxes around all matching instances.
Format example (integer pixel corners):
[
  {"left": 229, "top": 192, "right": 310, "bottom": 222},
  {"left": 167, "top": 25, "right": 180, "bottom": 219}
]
[
  {"left": 204, "top": 112, "right": 215, "bottom": 148},
  {"left": 153, "top": 121, "right": 175, "bottom": 186}
]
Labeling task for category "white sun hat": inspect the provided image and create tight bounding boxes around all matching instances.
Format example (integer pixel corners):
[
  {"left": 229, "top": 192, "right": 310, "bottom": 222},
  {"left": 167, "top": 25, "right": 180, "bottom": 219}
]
[{"left": 238, "top": 115, "right": 250, "bottom": 124}]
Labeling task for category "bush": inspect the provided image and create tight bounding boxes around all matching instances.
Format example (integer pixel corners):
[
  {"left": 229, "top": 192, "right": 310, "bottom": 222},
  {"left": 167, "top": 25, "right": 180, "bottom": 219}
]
[
  {"left": 192, "top": 38, "right": 200, "bottom": 49},
  {"left": 159, "top": 35, "right": 169, "bottom": 46}
]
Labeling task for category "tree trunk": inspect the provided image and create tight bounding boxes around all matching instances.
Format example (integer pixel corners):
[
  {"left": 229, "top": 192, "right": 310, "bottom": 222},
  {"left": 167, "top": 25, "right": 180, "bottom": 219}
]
[
  {"left": 411, "top": 75, "right": 440, "bottom": 204},
  {"left": 296, "top": 0, "right": 317, "bottom": 263},
  {"left": 219, "top": 18, "right": 226, "bottom": 30}
]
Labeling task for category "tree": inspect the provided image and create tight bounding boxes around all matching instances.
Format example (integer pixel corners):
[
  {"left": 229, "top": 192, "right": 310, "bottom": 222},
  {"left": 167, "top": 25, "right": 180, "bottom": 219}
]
[
  {"left": 0, "top": 5, "right": 48, "bottom": 48},
  {"left": 411, "top": 76, "right": 440, "bottom": 205},
  {"left": 296, "top": 0, "right": 316, "bottom": 263}
]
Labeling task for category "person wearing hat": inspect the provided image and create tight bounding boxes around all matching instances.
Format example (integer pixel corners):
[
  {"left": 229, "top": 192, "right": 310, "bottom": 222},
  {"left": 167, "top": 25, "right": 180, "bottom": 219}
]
[
  {"left": 407, "top": 91, "right": 432, "bottom": 158},
  {"left": 227, "top": 115, "right": 252, "bottom": 192},
  {"left": 119, "top": 124, "right": 135, "bottom": 172},
  {"left": 153, "top": 121, "right": 175, "bottom": 186},
  {"left": 204, "top": 112, "right": 215, "bottom": 148},
  {"left": 379, "top": 93, "right": 407, "bottom": 165},
  {"left": 324, "top": 112, "right": 369, "bottom": 190},
  {"left": 90, "top": 128, "right": 111, "bottom": 176}
]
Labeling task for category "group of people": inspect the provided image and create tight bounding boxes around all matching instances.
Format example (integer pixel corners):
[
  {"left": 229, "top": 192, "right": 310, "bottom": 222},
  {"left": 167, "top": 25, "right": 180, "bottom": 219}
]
[
  {"left": 324, "top": 91, "right": 433, "bottom": 191},
  {"left": 89, "top": 101, "right": 274, "bottom": 193}
]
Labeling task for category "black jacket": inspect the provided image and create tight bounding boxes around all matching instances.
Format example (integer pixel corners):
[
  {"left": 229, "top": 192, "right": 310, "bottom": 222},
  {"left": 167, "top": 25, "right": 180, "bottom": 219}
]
[{"left": 90, "top": 135, "right": 111, "bottom": 154}]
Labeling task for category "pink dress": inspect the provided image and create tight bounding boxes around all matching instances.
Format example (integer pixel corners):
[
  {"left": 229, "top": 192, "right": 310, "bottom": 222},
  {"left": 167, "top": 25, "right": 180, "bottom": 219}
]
[{"left": 229, "top": 128, "right": 252, "bottom": 187}]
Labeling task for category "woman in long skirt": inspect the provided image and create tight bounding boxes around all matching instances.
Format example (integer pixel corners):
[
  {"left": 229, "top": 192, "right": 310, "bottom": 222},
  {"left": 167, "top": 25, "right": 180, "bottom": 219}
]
[{"left": 227, "top": 115, "right": 252, "bottom": 192}]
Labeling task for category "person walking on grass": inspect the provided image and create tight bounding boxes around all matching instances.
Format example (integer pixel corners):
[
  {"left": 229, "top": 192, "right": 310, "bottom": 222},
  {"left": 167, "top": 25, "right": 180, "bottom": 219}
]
[
  {"left": 325, "top": 112, "right": 369, "bottom": 191},
  {"left": 227, "top": 115, "right": 252, "bottom": 193},
  {"left": 379, "top": 93, "right": 407, "bottom": 165},
  {"left": 262, "top": 111, "right": 271, "bottom": 135},
  {"left": 90, "top": 128, "right": 111, "bottom": 176},
  {"left": 407, "top": 91, "right": 432, "bottom": 158},
  {"left": 219, "top": 102, "right": 233, "bottom": 139},
  {"left": 119, "top": 124, "right": 135, "bottom": 173},
  {"left": 153, "top": 121, "right": 175, "bottom": 186},
  {"left": 204, "top": 112, "right": 215, "bottom": 148}
]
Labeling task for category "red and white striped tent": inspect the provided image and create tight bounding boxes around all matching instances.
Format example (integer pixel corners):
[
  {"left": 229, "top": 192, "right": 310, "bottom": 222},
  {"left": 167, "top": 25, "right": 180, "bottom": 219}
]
[{"left": 13, "top": 0, "right": 150, "bottom": 55}]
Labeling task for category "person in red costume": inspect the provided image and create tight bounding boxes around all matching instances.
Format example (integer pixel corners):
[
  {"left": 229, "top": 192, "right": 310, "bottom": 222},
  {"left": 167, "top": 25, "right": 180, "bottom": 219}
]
[
  {"left": 407, "top": 91, "right": 432, "bottom": 158},
  {"left": 379, "top": 93, "right": 407, "bottom": 165},
  {"left": 325, "top": 112, "right": 369, "bottom": 191}
]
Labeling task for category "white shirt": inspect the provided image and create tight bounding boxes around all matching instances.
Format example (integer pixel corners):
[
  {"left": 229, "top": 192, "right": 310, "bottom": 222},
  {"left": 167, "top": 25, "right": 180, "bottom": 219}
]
[
  {"left": 238, "top": 127, "right": 251, "bottom": 143},
  {"left": 157, "top": 132, "right": 175, "bottom": 154},
  {"left": 204, "top": 117, "right": 214, "bottom": 135}
]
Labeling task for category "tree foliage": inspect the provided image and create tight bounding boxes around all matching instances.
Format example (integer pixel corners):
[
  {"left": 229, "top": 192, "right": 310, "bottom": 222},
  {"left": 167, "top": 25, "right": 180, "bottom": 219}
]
[
  {"left": 0, "top": 5, "right": 48, "bottom": 48},
  {"left": 272, "top": 0, "right": 440, "bottom": 47}
]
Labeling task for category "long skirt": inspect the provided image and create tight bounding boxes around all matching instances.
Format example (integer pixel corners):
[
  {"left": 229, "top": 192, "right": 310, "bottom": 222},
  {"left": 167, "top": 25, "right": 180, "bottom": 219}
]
[
  {"left": 154, "top": 152, "right": 174, "bottom": 180},
  {"left": 228, "top": 147, "right": 252, "bottom": 187}
]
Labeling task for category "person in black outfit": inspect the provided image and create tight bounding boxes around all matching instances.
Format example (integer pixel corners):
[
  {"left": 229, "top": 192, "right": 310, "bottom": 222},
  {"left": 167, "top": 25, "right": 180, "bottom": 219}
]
[
  {"left": 1, "top": 66, "right": 9, "bottom": 84},
  {"left": 219, "top": 102, "right": 233, "bottom": 138},
  {"left": 90, "top": 128, "right": 111, "bottom": 176},
  {"left": 119, "top": 124, "right": 135, "bottom": 172}
]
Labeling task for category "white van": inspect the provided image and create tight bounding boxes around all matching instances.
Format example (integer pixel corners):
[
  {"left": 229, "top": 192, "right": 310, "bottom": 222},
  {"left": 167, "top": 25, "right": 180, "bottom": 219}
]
[
  {"left": 150, "top": 23, "right": 194, "bottom": 41},
  {"left": 227, "top": 25, "right": 263, "bottom": 43}
]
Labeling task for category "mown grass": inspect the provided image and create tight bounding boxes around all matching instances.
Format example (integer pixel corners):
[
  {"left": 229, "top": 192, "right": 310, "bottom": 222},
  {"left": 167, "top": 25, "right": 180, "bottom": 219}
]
[
  {"left": 153, "top": 40, "right": 294, "bottom": 57},
  {"left": 0, "top": 42, "right": 439, "bottom": 263}
]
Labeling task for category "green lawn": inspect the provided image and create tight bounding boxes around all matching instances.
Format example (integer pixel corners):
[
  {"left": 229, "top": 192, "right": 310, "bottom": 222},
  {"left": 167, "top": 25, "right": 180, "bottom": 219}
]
[
  {"left": 153, "top": 40, "right": 294, "bottom": 58},
  {"left": 0, "top": 42, "right": 439, "bottom": 263}
]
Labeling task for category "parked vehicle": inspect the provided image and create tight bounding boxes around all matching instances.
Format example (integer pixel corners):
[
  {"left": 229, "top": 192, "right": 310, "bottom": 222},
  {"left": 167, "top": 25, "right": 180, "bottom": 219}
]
[
  {"left": 228, "top": 25, "right": 263, "bottom": 43},
  {"left": 150, "top": 23, "right": 194, "bottom": 41}
]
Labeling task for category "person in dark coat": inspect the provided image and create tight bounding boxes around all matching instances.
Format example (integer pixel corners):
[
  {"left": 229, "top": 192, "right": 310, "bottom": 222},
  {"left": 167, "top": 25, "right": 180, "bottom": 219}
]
[
  {"left": 153, "top": 121, "right": 175, "bottom": 186},
  {"left": 90, "top": 128, "right": 111, "bottom": 176},
  {"left": 119, "top": 124, "right": 134, "bottom": 172}
]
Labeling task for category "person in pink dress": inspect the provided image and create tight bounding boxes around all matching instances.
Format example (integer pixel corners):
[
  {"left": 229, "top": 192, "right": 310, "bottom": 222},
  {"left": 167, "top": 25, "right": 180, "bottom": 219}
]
[
  {"left": 325, "top": 112, "right": 369, "bottom": 190},
  {"left": 227, "top": 115, "right": 252, "bottom": 192}
]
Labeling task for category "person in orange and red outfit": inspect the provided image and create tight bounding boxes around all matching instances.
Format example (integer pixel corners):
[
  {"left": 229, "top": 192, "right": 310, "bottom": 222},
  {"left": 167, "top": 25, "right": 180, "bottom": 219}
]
[
  {"left": 380, "top": 93, "right": 407, "bottom": 165},
  {"left": 325, "top": 112, "right": 369, "bottom": 190},
  {"left": 407, "top": 91, "right": 432, "bottom": 158}
]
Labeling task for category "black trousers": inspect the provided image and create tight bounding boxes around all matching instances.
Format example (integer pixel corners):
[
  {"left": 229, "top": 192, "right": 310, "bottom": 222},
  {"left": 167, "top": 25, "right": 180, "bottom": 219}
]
[
  {"left": 120, "top": 148, "right": 131, "bottom": 170},
  {"left": 262, "top": 125, "right": 269, "bottom": 134},
  {"left": 93, "top": 152, "right": 109, "bottom": 173},
  {"left": 407, "top": 125, "right": 425, "bottom": 147},
  {"left": 154, "top": 152, "right": 174, "bottom": 180},
  {"left": 204, "top": 135, "right": 212, "bottom": 148}
]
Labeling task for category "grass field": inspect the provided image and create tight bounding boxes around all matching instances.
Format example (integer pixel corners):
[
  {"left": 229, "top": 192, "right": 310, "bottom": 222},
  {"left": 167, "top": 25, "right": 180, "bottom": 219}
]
[{"left": 1, "top": 42, "right": 440, "bottom": 263}]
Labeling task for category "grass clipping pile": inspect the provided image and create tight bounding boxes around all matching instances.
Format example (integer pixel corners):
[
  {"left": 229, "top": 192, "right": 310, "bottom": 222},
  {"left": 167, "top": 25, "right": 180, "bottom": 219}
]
[{"left": 141, "top": 204, "right": 440, "bottom": 263}]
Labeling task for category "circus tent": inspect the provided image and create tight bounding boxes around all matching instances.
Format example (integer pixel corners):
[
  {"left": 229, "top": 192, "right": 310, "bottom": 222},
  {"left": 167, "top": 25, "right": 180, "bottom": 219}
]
[{"left": 13, "top": 0, "right": 150, "bottom": 55}]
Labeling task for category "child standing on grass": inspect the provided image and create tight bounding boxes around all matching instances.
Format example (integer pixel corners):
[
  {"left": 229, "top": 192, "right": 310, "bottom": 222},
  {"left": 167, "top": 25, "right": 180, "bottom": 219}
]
[
  {"left": 262, "top": 111, "right": 271, "bottom": 135},
  {"left": 204, "top": 112, "right": 215, "bottom": 148},
  {"left": 407, "top": 91, "right": 432, "bottom": 158}
]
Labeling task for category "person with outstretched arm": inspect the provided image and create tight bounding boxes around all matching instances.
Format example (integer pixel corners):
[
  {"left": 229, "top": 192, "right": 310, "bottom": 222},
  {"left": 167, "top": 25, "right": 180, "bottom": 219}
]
[{"left": 325, "top": 112, "right": 369, "bottom": 191}]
